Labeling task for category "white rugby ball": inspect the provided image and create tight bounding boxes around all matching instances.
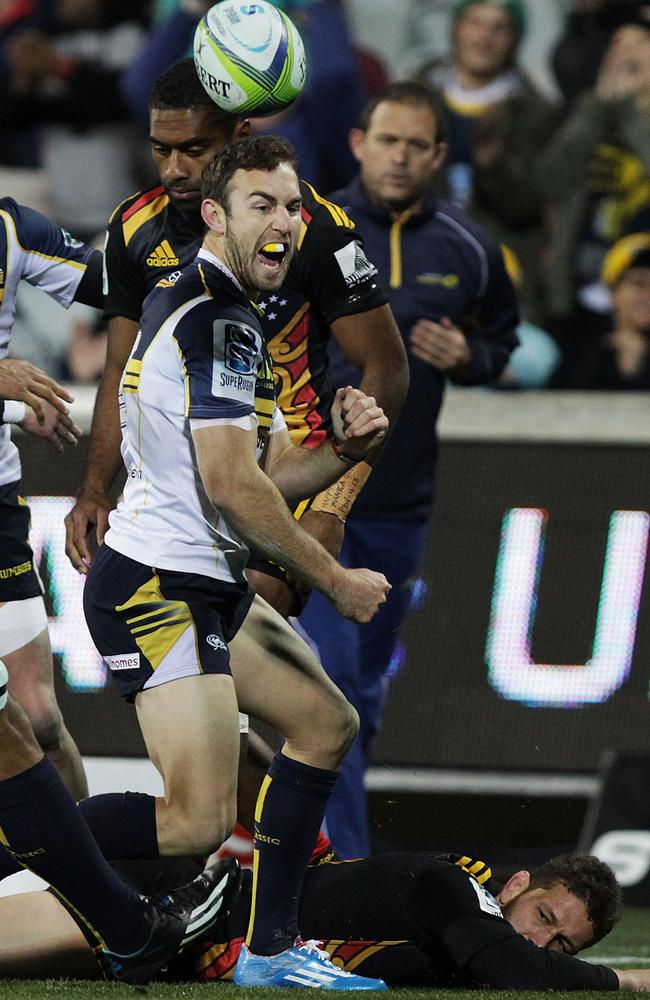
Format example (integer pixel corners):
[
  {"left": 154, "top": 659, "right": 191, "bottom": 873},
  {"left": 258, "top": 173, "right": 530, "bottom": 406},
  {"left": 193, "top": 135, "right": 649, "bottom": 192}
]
[{"left": 194, "top": 1, "right": 307, "bottom": 116}]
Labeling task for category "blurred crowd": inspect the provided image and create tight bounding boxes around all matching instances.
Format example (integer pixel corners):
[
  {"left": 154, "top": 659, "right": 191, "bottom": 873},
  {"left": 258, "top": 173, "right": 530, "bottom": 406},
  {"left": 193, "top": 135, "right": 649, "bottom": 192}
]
[{"left": 2, "top": 0, "right": 650, "bottom": 390}]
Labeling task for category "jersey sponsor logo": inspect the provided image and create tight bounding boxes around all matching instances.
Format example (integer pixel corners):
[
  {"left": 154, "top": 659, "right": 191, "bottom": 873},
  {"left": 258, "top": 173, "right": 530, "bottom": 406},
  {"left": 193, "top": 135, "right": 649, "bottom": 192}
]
[
  {"left": 0, "top": 560, "right": 32, "bottom": 579},
  {"left": 220, "top": 372, "right": 255, "bottom": 392},
  {"left": 146, "top": 240, "right": 180, "bottom": 267},
  {"left": 416, "top": 272, "right": 460, "bottom": 288},
  {"left": 469, "top": 877, "right": 502, "bottom": 917},
  {"left": 334, "top": 240, "right": 378, "bottom": 289},
  {"left": 224, "top": 323, "right": 261, "bottom": 375},
  {"left": 60, "top": 228, "right": 84, "bottom": 250},
  {"left": 156, "top": 269, "right": 182, "bottom": 289},
  {"left": 206, "top": 633, "right": 227, "bottom": 652},
  {"left": 104, "top": 652, "right": 141, "bottom": 671},
  {"left": 212, "top": 319, "right": 264, "bottom": 405}
]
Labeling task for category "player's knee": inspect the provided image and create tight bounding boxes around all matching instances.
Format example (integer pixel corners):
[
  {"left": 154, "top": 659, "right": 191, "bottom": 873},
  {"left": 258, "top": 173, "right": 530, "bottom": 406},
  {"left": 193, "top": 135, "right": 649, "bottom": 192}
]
[
  {"left": 27, "top": 705, "right": 65, "bottom": 756},
  {"left": 339, "top": 700, "right": 360, "bottom": 754},
  {"left": 176, "top": 802, "right": 237, "bottom": 857},
  {"left": 324, "top": 698, "right": 359, "bottom": 760}
]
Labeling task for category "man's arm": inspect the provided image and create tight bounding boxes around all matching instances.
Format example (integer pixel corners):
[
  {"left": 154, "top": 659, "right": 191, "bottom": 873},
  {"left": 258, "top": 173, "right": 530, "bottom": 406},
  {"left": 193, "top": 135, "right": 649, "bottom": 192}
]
[
  {"left": 330, "top": 304, "right": 408, "bottom": 432},
  {"left": 409, "top": 242, "right": 519, "bottom": 386},
  {"left": 450, "top": 916, "right": 619, "bottom": 991},
  {"left": 64, "top": 316, "right": 139, "bottom": 572},
  {"left": 192, "top": 421, "right": 389, "bottom": 623},
  {"left": 263, "top": 386, "right": 387, "bottom": 505}
]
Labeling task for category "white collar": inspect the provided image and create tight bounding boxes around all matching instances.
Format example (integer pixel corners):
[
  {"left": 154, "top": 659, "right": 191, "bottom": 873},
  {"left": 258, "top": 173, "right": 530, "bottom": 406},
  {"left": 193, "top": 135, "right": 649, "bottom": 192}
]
[{"left": 197, "top": 247, "right": 244, "bottom": 294}]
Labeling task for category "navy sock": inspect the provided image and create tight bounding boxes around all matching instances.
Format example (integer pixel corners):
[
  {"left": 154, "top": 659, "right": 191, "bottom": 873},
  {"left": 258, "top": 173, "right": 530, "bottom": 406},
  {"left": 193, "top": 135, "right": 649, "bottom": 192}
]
[
  {"left": 78, "top": 792, "right": 159, "bottom": 860},
  {"left": 247, "top": 752, "right": 338, "bottom": 955},
  {"left": 0, "top": 758, "right": 149, "bottom": 954}
]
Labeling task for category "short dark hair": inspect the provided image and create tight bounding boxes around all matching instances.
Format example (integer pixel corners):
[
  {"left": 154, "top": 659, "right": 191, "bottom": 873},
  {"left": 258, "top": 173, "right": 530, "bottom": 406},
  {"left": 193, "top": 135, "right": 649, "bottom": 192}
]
[
  {"left": 149, "top": 58, "right": 240, "bottom": 135},
  {"left": 529, "top": 855, "right": 622, "bottom": 945},
  {"left": 201, "top": 135, "right": 298, "bottom": 212},
  {"left": 359, "top": 81, "right": 446, "bottom": 144}
]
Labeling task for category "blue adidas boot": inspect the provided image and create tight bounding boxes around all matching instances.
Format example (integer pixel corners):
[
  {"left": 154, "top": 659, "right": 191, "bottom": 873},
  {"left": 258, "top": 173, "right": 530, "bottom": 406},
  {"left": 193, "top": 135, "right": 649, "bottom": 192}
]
[{"left": 233, "top": 939, "right": 388, "bottom": 990}]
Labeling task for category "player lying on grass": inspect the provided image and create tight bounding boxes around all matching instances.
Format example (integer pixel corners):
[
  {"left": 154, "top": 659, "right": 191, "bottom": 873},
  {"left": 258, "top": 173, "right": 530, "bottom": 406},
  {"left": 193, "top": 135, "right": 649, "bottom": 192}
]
[
  {"left": 0, "top": 658, "right": 239, "bottom": 984},
  {"left": 1, "top": 843, "right": 649, "bottom": 990}
]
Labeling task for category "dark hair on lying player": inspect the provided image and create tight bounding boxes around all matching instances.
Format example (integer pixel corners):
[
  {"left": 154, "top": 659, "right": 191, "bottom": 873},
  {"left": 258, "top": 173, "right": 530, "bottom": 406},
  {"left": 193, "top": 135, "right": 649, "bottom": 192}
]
[{"left": 529, "top": 854, "right": 622, "bottom": 945}]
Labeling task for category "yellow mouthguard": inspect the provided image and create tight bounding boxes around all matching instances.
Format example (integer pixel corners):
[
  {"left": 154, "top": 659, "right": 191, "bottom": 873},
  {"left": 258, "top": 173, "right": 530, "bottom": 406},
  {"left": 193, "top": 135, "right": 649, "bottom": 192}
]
[{"left": 261, "top": 242, "right": 285, "bottom": 253}]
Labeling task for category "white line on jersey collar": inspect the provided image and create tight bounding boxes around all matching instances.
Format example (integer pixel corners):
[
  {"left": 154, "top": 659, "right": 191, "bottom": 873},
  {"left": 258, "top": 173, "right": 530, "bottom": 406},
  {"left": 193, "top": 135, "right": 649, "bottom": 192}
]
[{"left": 197, "top": 247, "right": 244, "bottom": 293}]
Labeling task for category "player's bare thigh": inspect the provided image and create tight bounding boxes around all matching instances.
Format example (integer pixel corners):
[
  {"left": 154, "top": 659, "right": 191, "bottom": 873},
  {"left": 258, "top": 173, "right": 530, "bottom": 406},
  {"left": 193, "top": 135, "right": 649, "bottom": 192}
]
[
  {"left": 229, "top": 595, "right": 357, "bottom": 770},
  {"left": 135, "top": 673, "right": 241, "bottom": 856}
]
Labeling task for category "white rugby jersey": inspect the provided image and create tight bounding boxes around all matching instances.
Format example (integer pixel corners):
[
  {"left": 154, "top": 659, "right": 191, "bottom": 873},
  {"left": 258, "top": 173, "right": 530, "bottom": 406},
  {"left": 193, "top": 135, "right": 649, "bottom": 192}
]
[
  {"left": 105, "top": 249, "right": 284, "bottom": 584},
  {"left": 0, "top": 198, "right": 92, "bottom": 486}
]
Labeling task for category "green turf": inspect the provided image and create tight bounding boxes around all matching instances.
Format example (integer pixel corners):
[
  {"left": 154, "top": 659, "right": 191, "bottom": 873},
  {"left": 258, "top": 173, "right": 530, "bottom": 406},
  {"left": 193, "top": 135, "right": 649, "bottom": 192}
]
[{"left": 1, "top": 909, "right": 649, "bottom": 999}]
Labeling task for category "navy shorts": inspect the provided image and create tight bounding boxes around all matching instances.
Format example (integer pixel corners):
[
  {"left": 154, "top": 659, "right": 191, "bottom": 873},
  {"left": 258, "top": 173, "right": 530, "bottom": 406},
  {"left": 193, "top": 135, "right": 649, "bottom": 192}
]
[
  {"left": 83, "top": 545, "right": 254, "bottom": 701},
  {"left": 0, "top": 481, "right": 43, "bottom": 601}
]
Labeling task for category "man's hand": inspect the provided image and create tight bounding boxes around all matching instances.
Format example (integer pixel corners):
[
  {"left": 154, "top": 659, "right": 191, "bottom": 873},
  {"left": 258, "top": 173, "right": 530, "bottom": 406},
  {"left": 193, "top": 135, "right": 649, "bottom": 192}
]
[
  {"left": 64, "top": 488, "right": 112, "bottom": 574},
  {"left": 330, "top": 386, "right": 388, "bottom": 461},
  {"left": 613, "top": 968, "right": 650, "bottom": 990},
  {"left": 409, "top": 316, "right": 471, "bottom": 374},
  {"left": 0, "top": 358, "right": 73, "bottom": 421},
  {"left": 19, "top": 400, "right": 80, "bottom": 453},
  {"left": 331, "top": 567, "right": 390, "bottom": 624}
]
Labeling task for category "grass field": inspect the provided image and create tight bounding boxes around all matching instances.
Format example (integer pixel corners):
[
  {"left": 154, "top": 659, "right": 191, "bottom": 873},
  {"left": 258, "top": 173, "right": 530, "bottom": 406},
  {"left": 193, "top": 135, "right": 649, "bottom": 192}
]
[{"left": 1, "top": 908, "right": 649, "bottom": 1000}]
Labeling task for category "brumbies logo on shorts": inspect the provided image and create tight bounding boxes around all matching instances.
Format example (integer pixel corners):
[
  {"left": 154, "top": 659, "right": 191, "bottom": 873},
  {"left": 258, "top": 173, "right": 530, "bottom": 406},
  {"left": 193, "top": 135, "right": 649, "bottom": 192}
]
[
  {"left": 105, "top": 652, "right": 140, "bottom": 671},
  {"left": 206, "top": 634, "right": 227, "bottom": 652}
]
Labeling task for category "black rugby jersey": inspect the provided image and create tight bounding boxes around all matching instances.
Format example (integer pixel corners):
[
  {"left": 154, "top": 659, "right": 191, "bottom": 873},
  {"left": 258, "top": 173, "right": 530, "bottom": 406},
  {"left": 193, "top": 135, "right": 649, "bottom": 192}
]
[
  {"left": 104, "top": 181, "right": 387, "bottom": 448},
  {"left": 192, "top": 852, "right": 618, "bottom": 991}
]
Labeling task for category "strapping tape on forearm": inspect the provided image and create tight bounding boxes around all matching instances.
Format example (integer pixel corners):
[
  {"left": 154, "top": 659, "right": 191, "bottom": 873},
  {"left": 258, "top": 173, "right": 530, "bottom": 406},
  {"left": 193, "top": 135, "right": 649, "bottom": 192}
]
[{"left": 310, "top": 462, "right": 372, "bottom": 522}]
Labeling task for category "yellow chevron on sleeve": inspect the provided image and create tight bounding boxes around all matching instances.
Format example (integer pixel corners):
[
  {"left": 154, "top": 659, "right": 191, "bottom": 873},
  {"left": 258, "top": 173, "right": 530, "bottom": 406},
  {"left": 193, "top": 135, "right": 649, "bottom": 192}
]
[
  {"left": 123, "top": 194, "right": 168, "bottom": 247},
  {"left": 304, "top": 182, "right": 355, "bottom": 228},
  {"left": 108, "top": 189, "right": 143, "bottom": 225}
]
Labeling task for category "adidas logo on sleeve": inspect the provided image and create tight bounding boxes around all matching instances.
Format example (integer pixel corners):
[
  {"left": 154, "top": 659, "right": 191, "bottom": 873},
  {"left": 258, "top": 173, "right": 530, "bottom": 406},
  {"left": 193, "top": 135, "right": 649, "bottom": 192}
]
[{"left": 147, "top": 240, "right": 180, "bottom": 267}]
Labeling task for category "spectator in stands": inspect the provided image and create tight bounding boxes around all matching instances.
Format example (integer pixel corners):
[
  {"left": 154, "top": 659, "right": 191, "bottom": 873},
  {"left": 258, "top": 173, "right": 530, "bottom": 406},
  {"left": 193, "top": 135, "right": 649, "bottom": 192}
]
[
  {"left": 538, "top": 11, "right": 650, "bottom": 378},
  {"left": 0, "top": 0, "right": 151, "bottom": 237},
  {"left": 299, "top": 81, "right": 519, "bottom": 859},
  {"left": 409, "top": 0, "right": 559, "bottom": 321},
  {"left": 567, "top": 233, "right": 650, "bottom": 389},
  {"left": 551, "top": 0, "right": 647, "bottom": 106}
]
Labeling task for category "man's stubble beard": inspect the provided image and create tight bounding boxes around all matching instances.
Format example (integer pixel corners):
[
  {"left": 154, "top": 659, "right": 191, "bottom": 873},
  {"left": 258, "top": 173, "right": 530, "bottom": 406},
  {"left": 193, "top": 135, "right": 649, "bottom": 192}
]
[{"left": 224, "top": 229, "right": 291, "bottom": 296}]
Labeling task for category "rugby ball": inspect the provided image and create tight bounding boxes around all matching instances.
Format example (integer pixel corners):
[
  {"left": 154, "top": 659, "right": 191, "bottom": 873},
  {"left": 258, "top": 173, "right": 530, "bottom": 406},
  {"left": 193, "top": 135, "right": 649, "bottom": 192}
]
[{"left": 194, "top": 1, "right": 307, "bottom": 116}]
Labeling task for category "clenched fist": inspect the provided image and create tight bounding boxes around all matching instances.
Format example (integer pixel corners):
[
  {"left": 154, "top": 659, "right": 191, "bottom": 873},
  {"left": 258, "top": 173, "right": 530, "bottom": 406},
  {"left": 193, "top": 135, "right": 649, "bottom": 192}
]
[{"left": 331, "top": 567, "right": 391, "bottom": 623}]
